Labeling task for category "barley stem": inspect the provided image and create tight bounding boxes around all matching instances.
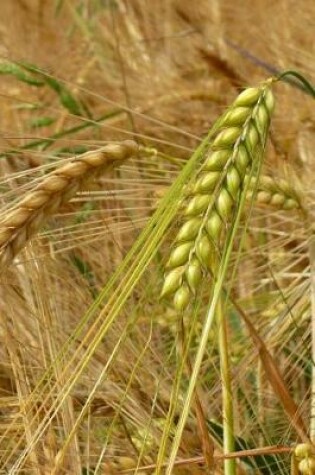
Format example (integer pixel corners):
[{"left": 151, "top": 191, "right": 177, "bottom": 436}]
[
  {"left": 178, "top": 319, "right": 215, "bottom": 472},
  {"left": 217, "top": 292, "right": 236, "bottom": 475},
  {"left": 164, "top": 158, "right": 254, "bottom": 475}
]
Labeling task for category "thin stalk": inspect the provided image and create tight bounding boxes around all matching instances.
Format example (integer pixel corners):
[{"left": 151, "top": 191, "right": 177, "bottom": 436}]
[
  {"left": 217, "top": 295, "right": 236, "bottom": 475},
  {"left": 257, "top": 359, "right": 265, "bottom": 446},
  {"left": 179, "top": 318, "right": 214, "bottom": 472},
  {"left": 162, "top": 276, "right": 221, "bottom": 475},
  {"left": 155, "top": 298, "right": 204, "bottom": 474},
  {"left": 163, "top": 184, "right": 249, "bottom": 475}
]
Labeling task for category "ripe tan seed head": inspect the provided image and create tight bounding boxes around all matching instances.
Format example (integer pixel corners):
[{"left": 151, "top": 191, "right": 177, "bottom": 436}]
[{"left": 0, "top": 141, "right": 138, "bottom": 271}]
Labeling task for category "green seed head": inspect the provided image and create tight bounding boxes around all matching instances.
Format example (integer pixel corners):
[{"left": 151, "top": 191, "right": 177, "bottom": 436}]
[
  {"left": 194, "top": 171, "right": 220, "bottom": 193},
  {"left": 205, "top": 211, "right": 223, "bottom": 240},
  {"left": 245, "top": 123, "right": 260, "bottom": 150},
  {"left": 186, "top": 258, "right": 203, "bottom": 293},
  {"left": 216, "top": 188, "right": 234, "bottom": 219},
  {"left": 226, "top": 166, "right": 241, "bottom": 198},
  {"left": 176, "top": 218, "right": 202, "bottom": 242},
  {"left": 196, "top": 234, "right": 214, "bottom": 269},
  {"left": 221, "top": 107, "right": 251, "bottom": 127},
  {"left": 203, "top": 150, "right": 231, "bottom": 171},
  {"left": 234, "top": 87, "right": 261, "bottom": 107},
  {"left": 185, "top": 194, "right": 212, "bottom": 216},
  {"left": 270, "top": 193, "right": 286, "bottom": 207},
  {"left": 167, "top": 242, "right": 192, "bottom": 268},
  {"left": 283, "top": 198, "right": 299, "bottom": 210},
  {"left": 264, "top": 88, "right": 275, "bottom": 113},
  {"left": 235, "top": 145, "right": 251, "bottom": 175},
  {"left": 161, "top": 80, "right": 276, "bottom": 311},
  {"left": 173, "top": 284, "right": 191, "bottom": 311},
  {"left": 213, "top": 127, "right": 242, "bottom": 149},
  {"left": 161, "top": 268, "right": 183, "bottom": 297}
]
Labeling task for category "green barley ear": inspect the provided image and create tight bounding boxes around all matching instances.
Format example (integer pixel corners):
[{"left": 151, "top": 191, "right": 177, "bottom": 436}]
[
  {"left": 161, "top": 79, "right": 276, "bottom": 311},
  {"left": 246, "top": 174, "right": 302, "bottom": 210}
]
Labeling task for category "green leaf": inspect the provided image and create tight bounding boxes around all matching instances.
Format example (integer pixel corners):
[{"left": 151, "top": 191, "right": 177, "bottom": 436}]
[
  {"left": 0, "top": 62, "right": 44, "bottom": 87},
  {"left": 33, "top": 70, "right": 84, "bottom": 115},
  {"left": 29, "top": 116, "right": 56, "bottom": 128},
  {"left": 74, "top": 201, "right": 96, "bottom": 224},
  {"left": 59, "top": 88, "right": 83, "bottom": 116},
  {"left": 70, "top": 254, "right": 97, "bottom": 298},
  {"left": 55, "top": 145, "right": 89, "bottom": 156},
  {"left": 0, "top": 109, "right": 123, "bottom": 157},
  {"left": 18, "top": 62, "right": 86, "bottom": 116}
]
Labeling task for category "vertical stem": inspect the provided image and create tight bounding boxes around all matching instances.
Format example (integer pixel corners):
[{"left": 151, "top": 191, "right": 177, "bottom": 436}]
[
  {"left": 257, "top": 359, "right": 265, "bottom": 446},
  {"left": 163, "top": 173, "right": 252, "bottom": 475},
  {"left": 217, "top": 296, "right": 236, "bottom": 475},
  {"left": 178, "top": 318, "right": 215, "bottom": 473}
]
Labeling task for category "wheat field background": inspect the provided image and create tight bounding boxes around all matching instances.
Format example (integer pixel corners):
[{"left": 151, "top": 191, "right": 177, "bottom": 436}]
[{"left": 0, "top": 1, "right": 314, "bottom": 474}]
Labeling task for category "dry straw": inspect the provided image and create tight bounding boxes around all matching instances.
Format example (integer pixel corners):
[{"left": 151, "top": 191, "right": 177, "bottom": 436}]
[
  {"left": 0, "top": 140, "right": 138, "bottom": 270},
  {"left": 161, "top": 80, "right": 276, "bottom": 311}
]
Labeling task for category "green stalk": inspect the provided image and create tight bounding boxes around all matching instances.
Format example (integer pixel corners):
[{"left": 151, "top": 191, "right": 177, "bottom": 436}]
[
  {"left": 217, "top": 294, "right": 236, "bottom": 475},
  {"left": 162, "top": 184, "right": 250, "bottom": 475},
  {"left": 179, "top": 318, "right": 215, "bottom": 472}
]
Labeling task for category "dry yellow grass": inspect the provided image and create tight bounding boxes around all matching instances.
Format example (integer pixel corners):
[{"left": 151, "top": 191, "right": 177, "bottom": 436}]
[{"left": 0, "top": 1, "right": 314, "bottom": 474}]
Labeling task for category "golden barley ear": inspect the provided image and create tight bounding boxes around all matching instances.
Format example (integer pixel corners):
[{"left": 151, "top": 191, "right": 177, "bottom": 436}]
[
  {"left": 161, "top": 80, "right": 276, "bottom": 311},
  {"left": 0, "top": 140, "right": 138, "bottom": 270}
]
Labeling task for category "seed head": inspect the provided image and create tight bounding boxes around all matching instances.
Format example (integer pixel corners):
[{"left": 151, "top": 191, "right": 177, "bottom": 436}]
[{"left": 161, "top": 81, "right": 275, "bottom": 311}]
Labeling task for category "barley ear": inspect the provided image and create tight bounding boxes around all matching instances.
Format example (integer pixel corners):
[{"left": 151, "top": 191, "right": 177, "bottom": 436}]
[
  {"left": 246, "top": 174, "right": 301, "bottom": 210},
  {"left": 161, "top": 80, "right": 275, "bottom": 310},
  {"left": 0, "top": 140, "right": 138, "bottom": 270}
]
